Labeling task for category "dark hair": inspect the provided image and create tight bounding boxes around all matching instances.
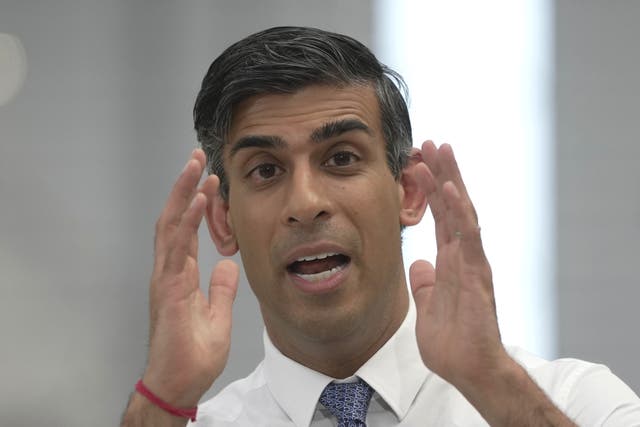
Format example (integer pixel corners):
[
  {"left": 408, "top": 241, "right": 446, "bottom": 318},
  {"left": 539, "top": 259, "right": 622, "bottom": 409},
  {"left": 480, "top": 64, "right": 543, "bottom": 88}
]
[{"left": 193, "top": 26, "right": 412, "bottom": 199}]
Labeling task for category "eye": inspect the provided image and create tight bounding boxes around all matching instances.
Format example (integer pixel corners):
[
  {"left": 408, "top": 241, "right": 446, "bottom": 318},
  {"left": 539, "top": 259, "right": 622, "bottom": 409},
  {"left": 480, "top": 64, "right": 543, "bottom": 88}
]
[
  {"left": 324, "top": 151, "right": 360, "bottom": 167},
  {"left": 247, "top": 163, "right": 283, "bottom": 183}
]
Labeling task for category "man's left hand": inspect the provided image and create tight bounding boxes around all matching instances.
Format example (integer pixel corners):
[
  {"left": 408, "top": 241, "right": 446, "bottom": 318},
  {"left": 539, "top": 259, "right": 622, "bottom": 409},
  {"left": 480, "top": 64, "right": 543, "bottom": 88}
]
[
  {"left": 410, "top": 141, "right": 575, "bottom": 426},
  {"left": 410, "top": 140, "right": 508, "bottom": 391}
]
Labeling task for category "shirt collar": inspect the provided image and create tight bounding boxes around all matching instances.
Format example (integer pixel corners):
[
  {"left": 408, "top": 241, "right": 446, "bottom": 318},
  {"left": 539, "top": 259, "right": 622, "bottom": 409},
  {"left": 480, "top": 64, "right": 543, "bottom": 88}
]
[
  {"left": 263, "top": 303, "right": 428, "bottom": 427},
  {"left": 263, "top": 331, "right": 333, "bottom": 427},
  {"left": 355, "top": 303, "right": 428, "bottom": 419}
]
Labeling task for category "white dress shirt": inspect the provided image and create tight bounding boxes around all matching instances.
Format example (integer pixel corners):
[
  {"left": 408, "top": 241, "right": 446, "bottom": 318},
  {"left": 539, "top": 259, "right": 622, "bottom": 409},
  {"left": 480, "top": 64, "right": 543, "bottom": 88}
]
[{"left": 191, "top": 305, "right": 640, "bottom": 426}]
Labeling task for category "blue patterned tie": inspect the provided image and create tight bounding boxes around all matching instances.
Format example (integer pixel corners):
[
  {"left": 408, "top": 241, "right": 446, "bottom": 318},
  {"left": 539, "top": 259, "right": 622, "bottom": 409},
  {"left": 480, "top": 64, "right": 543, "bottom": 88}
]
[{"left": 319, "top": 378, "right": 374, "bottom": 427}]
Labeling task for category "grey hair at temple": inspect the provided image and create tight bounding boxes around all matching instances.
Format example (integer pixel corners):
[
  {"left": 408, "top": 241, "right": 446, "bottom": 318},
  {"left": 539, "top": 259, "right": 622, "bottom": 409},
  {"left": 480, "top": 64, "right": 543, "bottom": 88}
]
[{"left": 193, "top": 26, "right": 413, "bottom": 200}]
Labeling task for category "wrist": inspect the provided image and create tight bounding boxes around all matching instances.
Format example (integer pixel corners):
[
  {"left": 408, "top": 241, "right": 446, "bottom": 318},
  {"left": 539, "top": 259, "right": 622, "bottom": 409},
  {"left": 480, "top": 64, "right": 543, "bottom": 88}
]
[
  {"left": 452, "top": 352, "right": 525, "bottom": 422},
  {"left": 446, "top": 345, "right": 515, "bottom": 399},
  {"left": 141, "top": 368, "right": 203, "bottom": 408},
  {"left": 122, "top": 391, "right": 190, "bottom": 427},
  {"left": 135, "top": 379, "right": 198, "bottom": 422}
]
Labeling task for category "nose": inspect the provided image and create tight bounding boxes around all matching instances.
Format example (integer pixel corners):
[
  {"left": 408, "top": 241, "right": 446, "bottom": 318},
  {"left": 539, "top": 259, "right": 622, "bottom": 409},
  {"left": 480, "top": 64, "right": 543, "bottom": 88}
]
[{"left": 282, "top": 166, "right": 331, "bottom": 226}]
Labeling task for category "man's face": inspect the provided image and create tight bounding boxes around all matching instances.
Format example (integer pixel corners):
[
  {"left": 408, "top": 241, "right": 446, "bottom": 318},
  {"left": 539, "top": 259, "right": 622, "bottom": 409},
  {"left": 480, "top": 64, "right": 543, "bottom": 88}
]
[{"left": 221, "top": 84, "right": 411, "bottom": 349}]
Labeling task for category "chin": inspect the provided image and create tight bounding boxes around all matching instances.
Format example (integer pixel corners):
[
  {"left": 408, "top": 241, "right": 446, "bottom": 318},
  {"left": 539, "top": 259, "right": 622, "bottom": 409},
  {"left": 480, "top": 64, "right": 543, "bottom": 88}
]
[{"left": 290, "top": 304, "right": 367, "bottom": 343}]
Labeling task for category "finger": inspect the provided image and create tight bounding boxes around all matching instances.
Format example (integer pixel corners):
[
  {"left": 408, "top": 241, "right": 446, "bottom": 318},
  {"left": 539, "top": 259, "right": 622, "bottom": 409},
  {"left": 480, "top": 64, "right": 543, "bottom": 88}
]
[
  {"left": 430, "top": 186, "right": 454, "bottom": 249},
  {"left": 438, "top": 144, "right": 477, "bottom": 223},
  {"left": 209, "top": 260, "right": 239, "bottom": 324},
  {"left": 409, "top": 259, "right": 436, "bottom": 313},
  {"left": 420, "top": 141, "right": 450, "bottom": 248},
  {"left": 420, "top": 140, "right": 441, "bottom": 177},
  {"left": 442, "top": 181, "right": 486, "bottom": 265},
  {"left": 192, "top": 148, "right": 207, "bottom": 170},
  {"left": 430, "top": 142, "right": 479, "bottom": 242},
  {"left": 162, "top": 192, "right": 207, "bottom": 274},
  {"left": 199, "top": 173, "right": 220, "bottom": 200},
  {"left": 155, "top": 150, "right": 206, "bottom": 253}
]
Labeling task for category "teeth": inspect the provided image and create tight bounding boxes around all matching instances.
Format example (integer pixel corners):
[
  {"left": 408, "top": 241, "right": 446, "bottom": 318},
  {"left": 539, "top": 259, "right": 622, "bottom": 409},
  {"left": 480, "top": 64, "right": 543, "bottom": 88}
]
[
  {"left": 295, "top": 264, "right": 346, "bottom": 282},
  {"left": 295, "top": 252, "right": 338, "bottom": 263}
]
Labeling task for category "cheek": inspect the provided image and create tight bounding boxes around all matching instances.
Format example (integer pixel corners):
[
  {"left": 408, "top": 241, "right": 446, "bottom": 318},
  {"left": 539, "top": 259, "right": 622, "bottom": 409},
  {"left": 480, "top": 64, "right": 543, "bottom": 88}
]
[
  {"left": 349, "top": 178, "right": 401, "bottom": 223},
  {"left": 234, "top": 216, "right": 276, "bottom": 297},
  {"left": 229, "top": 196, "right": 286, "bottom": 281},
  {"left": 229, "top": 200, "right": 273, "bottom": 254},
  {"left": 344, "top": 185, "right": 402, "bottom": 256}
]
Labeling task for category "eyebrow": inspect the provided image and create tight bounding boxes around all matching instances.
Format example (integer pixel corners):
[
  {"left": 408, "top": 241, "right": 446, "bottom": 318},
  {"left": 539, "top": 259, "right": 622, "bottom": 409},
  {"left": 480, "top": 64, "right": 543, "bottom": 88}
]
[
  {"left": 229, "top": 135, "right": 286, "bottom": 158},
  {"left": 228, "top": 118, "right": 373, "bottom": 159},
  {"left": 310, "top": 119, "right": 373, "bottom": 143}
]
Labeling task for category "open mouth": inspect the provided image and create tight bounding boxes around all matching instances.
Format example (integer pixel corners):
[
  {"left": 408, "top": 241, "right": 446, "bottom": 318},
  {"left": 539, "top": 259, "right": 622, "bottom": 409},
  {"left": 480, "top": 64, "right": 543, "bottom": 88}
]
[{"left": 286, "top": 252, "right": 351, "bottom": 282}]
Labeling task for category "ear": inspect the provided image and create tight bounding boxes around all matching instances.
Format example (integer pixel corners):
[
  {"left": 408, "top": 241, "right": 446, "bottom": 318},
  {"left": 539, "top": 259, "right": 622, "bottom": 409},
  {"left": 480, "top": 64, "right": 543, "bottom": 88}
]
[
  {"left": 398, "top": 148, "right": 430, "bottom": 227},
  {"left": 202, "top": 175, "right": 239, "bottom": 256}
]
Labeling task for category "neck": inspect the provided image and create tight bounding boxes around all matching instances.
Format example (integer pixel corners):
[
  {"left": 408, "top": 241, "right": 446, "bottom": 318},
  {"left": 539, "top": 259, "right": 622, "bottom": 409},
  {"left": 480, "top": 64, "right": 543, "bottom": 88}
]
[{"left": 265, "top": 285, "right": 409, "bottom": 379}]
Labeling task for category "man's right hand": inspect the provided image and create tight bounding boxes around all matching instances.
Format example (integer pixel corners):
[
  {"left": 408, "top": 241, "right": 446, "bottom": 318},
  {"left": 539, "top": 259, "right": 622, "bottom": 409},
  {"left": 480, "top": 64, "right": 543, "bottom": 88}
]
[{"left": 122, "top": 149, "right": 239, "bottom": 426}]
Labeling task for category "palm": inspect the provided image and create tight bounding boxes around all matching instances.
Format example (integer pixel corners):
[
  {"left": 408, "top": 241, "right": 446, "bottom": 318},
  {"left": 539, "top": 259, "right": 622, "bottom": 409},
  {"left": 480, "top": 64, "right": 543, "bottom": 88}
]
[
  {"left": 143, "top": 150, "right": 238, "bottom": 407},
  {"left": 410, "top": 141, "right": 504, "bottom": 389}
]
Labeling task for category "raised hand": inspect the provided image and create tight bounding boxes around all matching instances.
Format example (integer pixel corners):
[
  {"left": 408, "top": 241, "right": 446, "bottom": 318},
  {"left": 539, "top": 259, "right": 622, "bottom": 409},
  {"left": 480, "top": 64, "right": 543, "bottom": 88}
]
[
  {"left": 410, "top": 142, "right": 576, "bottom": 426},
  {"left": 409, "top": 141, "right": 508, "bottom": 393},
  {"left": 141, "top": 149, "right": 239, "bottom": 408}
]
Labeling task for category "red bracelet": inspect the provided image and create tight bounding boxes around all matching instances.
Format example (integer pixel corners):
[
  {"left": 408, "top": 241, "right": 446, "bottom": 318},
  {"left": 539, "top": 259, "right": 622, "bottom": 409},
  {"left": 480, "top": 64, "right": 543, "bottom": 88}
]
[{"left": 135, "top": 379, "right": 198, "bottom": 422}]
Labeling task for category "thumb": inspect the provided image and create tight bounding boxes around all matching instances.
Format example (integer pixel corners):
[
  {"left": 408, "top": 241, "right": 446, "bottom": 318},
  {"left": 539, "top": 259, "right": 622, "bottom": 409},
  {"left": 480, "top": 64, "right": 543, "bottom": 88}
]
[
  {"left": 409, "top": 260, "right": 436, "bottom": 315},
  {"left": 209, "top": 259, "right": 239, "bottom": 323}
]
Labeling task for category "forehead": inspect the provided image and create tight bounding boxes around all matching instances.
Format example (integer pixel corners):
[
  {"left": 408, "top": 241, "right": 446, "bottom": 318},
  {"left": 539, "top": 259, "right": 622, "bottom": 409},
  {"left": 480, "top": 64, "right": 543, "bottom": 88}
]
[{"left": 227, "top": 84, "right": 381, "bottom": 142}]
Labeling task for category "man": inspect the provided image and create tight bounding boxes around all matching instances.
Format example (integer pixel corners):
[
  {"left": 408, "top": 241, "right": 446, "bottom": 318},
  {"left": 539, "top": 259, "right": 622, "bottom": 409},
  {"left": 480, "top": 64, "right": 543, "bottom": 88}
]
[{"left": 121, "top": 27, "right": 640, "bottom": 426}]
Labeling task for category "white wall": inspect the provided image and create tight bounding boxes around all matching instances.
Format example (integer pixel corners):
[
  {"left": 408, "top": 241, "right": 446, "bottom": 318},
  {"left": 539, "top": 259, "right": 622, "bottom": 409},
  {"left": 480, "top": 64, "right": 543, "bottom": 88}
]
[
  {"left": 0, "top": 1, "right": 371, "bottom": 426},
  {"left": 374, "top": 0, "right": 556, "bottom": 360}
]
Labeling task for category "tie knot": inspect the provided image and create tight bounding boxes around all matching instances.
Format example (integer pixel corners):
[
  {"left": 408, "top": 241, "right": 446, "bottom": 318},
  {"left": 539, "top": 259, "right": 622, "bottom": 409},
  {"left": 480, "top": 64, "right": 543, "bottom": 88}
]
[{"left": 319, "top": 378, "right": 374, "bottom": 427}]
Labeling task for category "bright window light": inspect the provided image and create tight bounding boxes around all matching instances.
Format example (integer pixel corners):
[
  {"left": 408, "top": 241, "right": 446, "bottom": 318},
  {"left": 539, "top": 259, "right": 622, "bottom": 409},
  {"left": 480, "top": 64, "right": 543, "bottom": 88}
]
[{"left": 373, "top": 0, "right": 555, "bottom": 358}]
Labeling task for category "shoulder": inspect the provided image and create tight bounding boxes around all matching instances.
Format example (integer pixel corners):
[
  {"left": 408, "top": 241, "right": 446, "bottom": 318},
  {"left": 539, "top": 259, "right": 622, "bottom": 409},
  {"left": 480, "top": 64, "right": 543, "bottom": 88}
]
[
  {"left": 508, "top": 346, "right": 603, "bottom": 391},
  {"left": 507, "top": 346, "right": 640, "bottom": 425}
]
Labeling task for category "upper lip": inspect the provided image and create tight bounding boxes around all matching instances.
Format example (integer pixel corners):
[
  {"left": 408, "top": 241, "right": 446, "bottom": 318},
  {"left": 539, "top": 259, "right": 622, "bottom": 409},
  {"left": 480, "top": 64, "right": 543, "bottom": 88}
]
[{"left": 282, "top": 241, "right": 351, "bottom": 268}]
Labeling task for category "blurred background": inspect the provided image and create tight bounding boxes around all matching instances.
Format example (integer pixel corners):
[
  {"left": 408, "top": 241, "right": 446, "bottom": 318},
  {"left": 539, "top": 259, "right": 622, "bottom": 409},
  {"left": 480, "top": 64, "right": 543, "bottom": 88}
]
[{"left": 1, "top": 1, "right": 638, "bottom": 426}]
